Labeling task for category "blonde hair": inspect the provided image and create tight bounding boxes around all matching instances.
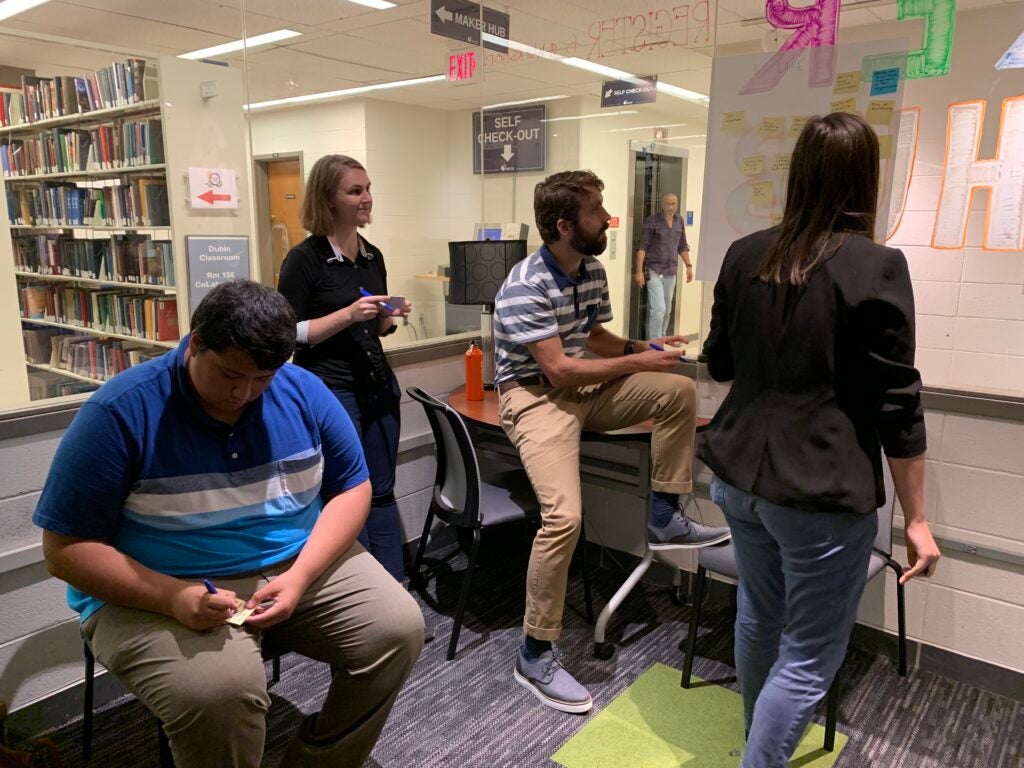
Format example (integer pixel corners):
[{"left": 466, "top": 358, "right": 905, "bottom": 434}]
[{"left": 300, "top": 154, "right": 366, "bottom": 236}]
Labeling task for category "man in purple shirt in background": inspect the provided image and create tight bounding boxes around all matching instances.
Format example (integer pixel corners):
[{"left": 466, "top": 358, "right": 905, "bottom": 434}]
[{"left": 634, "top": 193, "right": 693, "bottom": 340}]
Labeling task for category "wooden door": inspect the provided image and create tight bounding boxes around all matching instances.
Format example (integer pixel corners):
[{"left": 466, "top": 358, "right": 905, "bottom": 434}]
[{"left": 266, "top": 159, "right": 303, "bottom": 285}]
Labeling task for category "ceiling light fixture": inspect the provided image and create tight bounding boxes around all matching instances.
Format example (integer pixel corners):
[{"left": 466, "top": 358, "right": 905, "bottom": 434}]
[
  {"left": 657, "top": 82, "right": 710, "bottom": 105},
  {"left": 346, "top": 0, "right": 397, "bottom": 8},
  {"left": 0, "top": 0, "right": 51, "bottom": 21},
  {"left": 560, "top": 58, "right": 635, "bottom": 80},
  {"left": 542, "top": 110, "right": 639, "bottom": 122},
  {"left": 245, "top": 74, "right": 446, "bottom": 110},
  {"left": 483, "top": 95, "right": 570, "bottom": 109},
  {"left": 481, "top": 33, "right": 708, "bottom": 107},
  {"left": 601, "top": 122, "right": 689, "bottom": 133},
  {"left": 180, "top": 29, "right": 301, "bottom": 60}
]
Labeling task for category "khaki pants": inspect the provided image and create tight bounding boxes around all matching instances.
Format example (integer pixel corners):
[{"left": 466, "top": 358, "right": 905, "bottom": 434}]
[
  {"left": 83, "top": 542, "right": 424, "bottom": 768},
  {"left": 499, "top": 371, "right": 696, "bottom": 640}
]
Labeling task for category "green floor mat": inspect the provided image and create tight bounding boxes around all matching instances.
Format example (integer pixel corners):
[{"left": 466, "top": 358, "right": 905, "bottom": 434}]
[{"left": 552, "top": 663, "right": 847, "bottom": 768}]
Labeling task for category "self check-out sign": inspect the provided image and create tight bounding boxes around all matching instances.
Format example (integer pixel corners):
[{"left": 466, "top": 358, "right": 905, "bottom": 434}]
[{"left": 472, "top": 106, "right": 545, "bottom": 174}]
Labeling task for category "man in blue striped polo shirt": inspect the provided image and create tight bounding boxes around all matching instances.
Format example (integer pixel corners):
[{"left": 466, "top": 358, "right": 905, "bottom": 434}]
[
  {"left": 34, "top": 281, "right": 423, "bottom": 768},
  {"left": 494, "top": 170, "right": 729, "bottom": 714}
]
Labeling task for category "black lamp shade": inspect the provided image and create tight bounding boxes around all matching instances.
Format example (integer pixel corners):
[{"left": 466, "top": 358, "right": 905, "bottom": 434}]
[{"left": 447, "top": 240, "right": 528, "bottom": 305}]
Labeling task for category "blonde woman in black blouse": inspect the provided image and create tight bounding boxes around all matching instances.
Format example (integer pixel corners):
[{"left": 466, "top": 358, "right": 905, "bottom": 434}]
[{"left": 278, "top": 155, "right": 410, "bottom": 582}]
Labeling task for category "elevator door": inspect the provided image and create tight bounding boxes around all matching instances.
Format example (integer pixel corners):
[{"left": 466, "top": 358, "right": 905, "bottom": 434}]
[{"left": 627, "top": 148, "right": 687, "bottom": 340}]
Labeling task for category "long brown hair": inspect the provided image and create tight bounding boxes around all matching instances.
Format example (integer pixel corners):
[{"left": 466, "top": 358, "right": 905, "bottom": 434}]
[
  {"left": 300, "top": 154, "right": 366, "bottom": 236},
  {"left": 759, "top": 112, "right": 879, "bottom": 285}
]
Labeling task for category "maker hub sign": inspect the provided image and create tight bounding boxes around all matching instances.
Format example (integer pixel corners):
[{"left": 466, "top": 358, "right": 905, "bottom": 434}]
[{"left": 472, "top": 106, "right": 545, "bottom": 174}]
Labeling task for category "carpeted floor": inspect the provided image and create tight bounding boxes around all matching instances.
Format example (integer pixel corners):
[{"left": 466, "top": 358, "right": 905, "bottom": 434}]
[{"left": 26, "top": 529, "right": 1024, "bottom": 767}]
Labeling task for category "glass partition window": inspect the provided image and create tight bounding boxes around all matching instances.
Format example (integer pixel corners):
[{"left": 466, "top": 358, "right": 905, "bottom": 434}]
[{"left": 0, "top": 0, "right": 1020, "bottom": 413}]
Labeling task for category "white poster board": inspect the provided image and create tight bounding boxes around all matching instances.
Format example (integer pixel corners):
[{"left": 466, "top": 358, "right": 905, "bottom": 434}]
[{"left": 696, "top": 39, "right": 910, "bottom": 280}]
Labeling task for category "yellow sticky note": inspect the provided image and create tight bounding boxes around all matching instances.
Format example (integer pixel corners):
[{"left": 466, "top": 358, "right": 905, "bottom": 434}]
[
  {"left": 830, "top": 97, "right": 858, "bottom": 115},
  {"left": 878, "top": 134, "right": 893, "bottom": 159},
  {"left": 770, "top": 213, "right": 784, "bottom": 226},
  {"left": 741, "top": 155, "right": 765, "bottom": 176},
  {"left": 865, "top": 99, "right": 895, "bottom": 125},
  {"left": 759, "top": 117, "right": 785, "bottom": 138},
  {"left": 722, "top": 111, "right": 746, "bottom": 134},
  {"left": 833, "top": 71, "right": 861, "bottom": 94},
  {"left": 226, "top": 598, "right": 256, "bottom": 626},
  {"left": 770, "top": 153, "right": 791, "bottom": 172},
  {"left": 789, "top": 116, "right": 810, "bottom": 138},
  {"left": 751, "top": 181, "right": 774, "bottom": 206}
]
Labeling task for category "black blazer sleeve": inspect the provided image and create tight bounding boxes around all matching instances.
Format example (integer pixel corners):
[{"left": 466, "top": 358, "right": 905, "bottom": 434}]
[
  {"left": 857, "top": 248, "right": 926, "bottom": 458},
  {"left": 703, "top": 244, "right": 735, "bottom": 382}
]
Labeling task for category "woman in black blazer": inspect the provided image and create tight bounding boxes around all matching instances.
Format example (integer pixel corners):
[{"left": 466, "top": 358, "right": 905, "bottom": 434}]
[{"left": 699, "top": 113, "right": 940, "bottom": 767}]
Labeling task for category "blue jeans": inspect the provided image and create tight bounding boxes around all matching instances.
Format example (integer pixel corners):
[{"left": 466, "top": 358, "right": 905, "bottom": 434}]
[
  {"left": 333, "top": 377, "right": 405, "bottom": 582},
  {"left": 711, "top": 477, "right": 877, "bottom": 768},
  {"left": 645, "top": 272, "right": 677, "bottom": 339}
]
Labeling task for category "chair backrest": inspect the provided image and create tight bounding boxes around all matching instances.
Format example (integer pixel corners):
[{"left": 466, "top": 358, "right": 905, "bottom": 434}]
[
  {"left": 874, "top": 460, "right": 897, "bottom": 556},
  {"left": 406, "top": 387, "right": 482, "bottom": 528}
]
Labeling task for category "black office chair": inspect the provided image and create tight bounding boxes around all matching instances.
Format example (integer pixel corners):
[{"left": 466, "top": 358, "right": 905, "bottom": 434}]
[
  {"left": 407, "top": 386, "right": 593, "bottom": 660},
  {"left": 679, "top": 467, "right": 906, "bottom": 752},
  {"left": 82, "top": 640, "right": 281, "bottom": 765}
]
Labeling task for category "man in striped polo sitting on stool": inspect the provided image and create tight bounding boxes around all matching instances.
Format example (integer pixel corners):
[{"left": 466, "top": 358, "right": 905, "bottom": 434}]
[{"left": 493, "top": 169, "right": 730, "bottom": 715}]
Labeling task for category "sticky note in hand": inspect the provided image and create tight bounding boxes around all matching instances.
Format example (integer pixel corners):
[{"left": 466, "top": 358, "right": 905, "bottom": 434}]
[{"left": 226, "top": 598, "right": 256, "bottom": 626}]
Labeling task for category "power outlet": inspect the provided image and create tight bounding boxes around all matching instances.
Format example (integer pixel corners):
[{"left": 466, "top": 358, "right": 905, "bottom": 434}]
[{"left": 608, "top": 230, "right": 618, "bottom": 259}]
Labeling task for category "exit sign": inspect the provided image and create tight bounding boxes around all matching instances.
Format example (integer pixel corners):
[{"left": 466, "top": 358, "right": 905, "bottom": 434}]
[{"left": 447, "top": 48, "right": 479, "bottom": 85}]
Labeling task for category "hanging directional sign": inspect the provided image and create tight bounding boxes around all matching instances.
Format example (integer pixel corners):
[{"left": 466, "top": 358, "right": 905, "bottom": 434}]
[
  {"left": 601, "top": 75, "right": 658, "bottom": 107},
  {"left": 431, "top": 0, "right": 510, "bottom": 53},
  {"left": 472, "top": 106, "right": 545, "bottom": 174}
]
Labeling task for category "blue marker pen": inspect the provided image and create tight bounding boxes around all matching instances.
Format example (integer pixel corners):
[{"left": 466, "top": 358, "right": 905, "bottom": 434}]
[
  {"left": 648, "top": 342, "right": 694, "bottom": 363},
  {"left": 359, "top": 287, "right": 395, "bottom": 314},
  {"left": 202, "top": 579, "right": 218, "bottom": 594}
]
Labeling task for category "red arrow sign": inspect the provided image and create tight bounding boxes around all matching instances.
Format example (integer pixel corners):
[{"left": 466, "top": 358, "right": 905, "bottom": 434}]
[{"left": 197, "top": 189, "right": 232, "bottom": 205}]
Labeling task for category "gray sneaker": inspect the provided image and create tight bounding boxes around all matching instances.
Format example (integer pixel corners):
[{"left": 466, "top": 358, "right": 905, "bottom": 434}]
[
  {"left": 648, "top": 511, "right": 731, "bottom": 549},
  {"left": 513, "top": 648, "right": 593, "bottom": 714}
]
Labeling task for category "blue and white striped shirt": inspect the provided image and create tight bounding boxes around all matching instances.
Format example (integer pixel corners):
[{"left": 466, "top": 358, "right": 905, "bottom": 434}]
[
  {"left": 33, "top": 336, "right": 369, "bottom": 622},
  {"left": 493, "top": 245, "right": 612, "bottom": 385}
]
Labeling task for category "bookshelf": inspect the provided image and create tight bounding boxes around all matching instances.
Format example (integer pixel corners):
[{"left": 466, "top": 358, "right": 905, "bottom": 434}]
[{"left": 0, "top": 55, "right": 252, "bottom": 405}]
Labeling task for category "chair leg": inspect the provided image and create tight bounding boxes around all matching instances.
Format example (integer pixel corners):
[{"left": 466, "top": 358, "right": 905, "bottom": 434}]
[
  {"left": 680, "top": 566, "right": 707, "bottom": 689},
  {"left": 823, "top": 670, "right": 842, "bottom": 752},
  {"left": 157, "top": 722, "right": 174, "bottom": 768},
  {"left": 409, "top": 509, "right": 436, "bottom": 589},
  {"left": 579, "top": 517, "right": 594, "bottom": 625},
  {"left": 82, "top": 641, "right": 94, "bottom": 761},
  {"left": 447, "top": 527, "right": 482, "bottom": 661},
  {"left": 889, "top": 559, "right": 908, "bottom": 677},
  {"left": 271, "top": 655, "right": 281, "bottom": 684}
]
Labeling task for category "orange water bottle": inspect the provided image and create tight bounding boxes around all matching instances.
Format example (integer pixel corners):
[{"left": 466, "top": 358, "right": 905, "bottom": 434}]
[{"left": 465, "top": 341, "right": 484, "bottom": 401}]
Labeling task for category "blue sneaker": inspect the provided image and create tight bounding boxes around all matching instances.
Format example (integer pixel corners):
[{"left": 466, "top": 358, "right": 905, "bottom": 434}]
[
  {"left": 648, "top": 511, "right": 731, "bottom": 550},
  {"left": 513, "top": 647, "right": 593, "bottom": 714}
]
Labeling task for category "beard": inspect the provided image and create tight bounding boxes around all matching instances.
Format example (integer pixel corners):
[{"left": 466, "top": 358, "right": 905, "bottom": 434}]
[{"left": 570, "top": 227, "right": 608, "bottom": 256}]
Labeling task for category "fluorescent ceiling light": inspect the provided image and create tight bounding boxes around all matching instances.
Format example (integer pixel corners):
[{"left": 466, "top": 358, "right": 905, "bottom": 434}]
[
  {"left": 179, "top": 29, "right": 301, "bottom": 60},
  {"left": 657, "top": 82, "right": 710, "bottom": 105},
  {"left": 0, "top": 0, "right": 50, "bottom": 21},
  {"left": 543, "top": 110, "right": 638, "bottom": 123},
  {"left": 346, "top": 0, "right": 396, "bottom": 7},
  {"left": 561, "top": 58, "right": 635, "bottom": 80},
  {"left": 602, "top": 122, "right": 689, "bottom": 133},
  {"left": 484, "top": 35, "right": 564, "bottom": 61},
  {"left": 484, "top": 95, "right": 569, "bottom": 110},
  {"left": 480, "top": 32, "right": 708, "bottom": 107},
  {"left": 246, "top": 74, "right": 446, "bottom": 110}
]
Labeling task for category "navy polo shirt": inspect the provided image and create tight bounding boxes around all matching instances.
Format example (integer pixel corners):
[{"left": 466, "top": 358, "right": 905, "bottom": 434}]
[{"left": 33, "top": 336, "right": 369, "bottom": 622}]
